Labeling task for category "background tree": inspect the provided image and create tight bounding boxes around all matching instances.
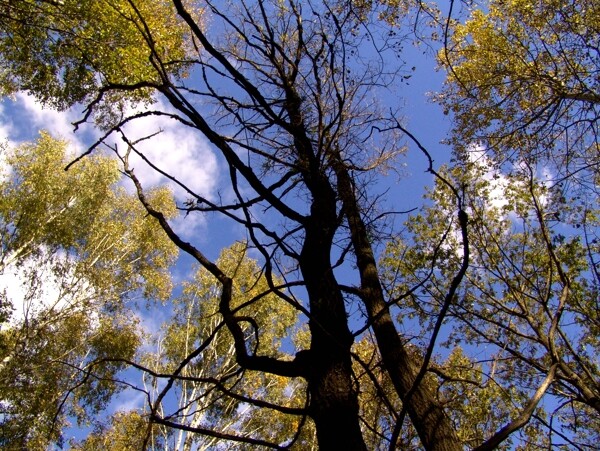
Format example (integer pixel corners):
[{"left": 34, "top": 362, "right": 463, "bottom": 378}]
[
  {"left": 71, "top": 411, "right": 162, "bottom": 451},
  {"left": 404, "top": 0, "right": 599, "bottom": 445},
  {"left": 381, "top": 154, "right": 600, "bottom": 448},
  {"left": 74, "top": 242, "right": 315, "bottom": 450},
  {"left": 0, "top": 133, "right": 178, "bottom": 448},
  {"left": 144, "top": 242, "right": 308, "bottom": 449}
]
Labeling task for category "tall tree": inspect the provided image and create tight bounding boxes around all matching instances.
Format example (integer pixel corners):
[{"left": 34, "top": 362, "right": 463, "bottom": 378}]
[
  {"left": 382, "top": 154, "right": 600, "bottom": 448},
  {"left": 1, "top": 1, "right": 467, "bottom": 449},
  {"left": 421, "top": 0, "right": 600, "bottom": 445},
  {"left": 0, "top": 132, "right": 178, "bottom": 448}
]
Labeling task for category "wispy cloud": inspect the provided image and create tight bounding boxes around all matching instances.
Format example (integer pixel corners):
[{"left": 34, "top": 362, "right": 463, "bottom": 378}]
[
  {"left": 0, "top": 95, "right": 219, "bottom": 203},
  {"left": 0, "top": 93, "right": 98, "bottom": 152}
]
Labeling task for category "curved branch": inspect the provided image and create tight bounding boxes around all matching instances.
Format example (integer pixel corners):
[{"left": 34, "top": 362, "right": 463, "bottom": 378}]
[
  {"left": 121, "top": 152, "right": 307, "bottom": 381},
  {"left": 474, "top": 364, "right": 558, "bottom": 451},
  {"left": 151, "top": 415, "right": 288, "bottom": 450}
]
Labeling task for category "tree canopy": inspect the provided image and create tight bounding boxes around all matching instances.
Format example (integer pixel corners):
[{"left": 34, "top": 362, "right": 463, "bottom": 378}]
[
  {"left": 0, "top": 0, "right": 598, "bottom": 449},
  {"left": 0, "top": 132, "right": 178, "bottom": 448}
]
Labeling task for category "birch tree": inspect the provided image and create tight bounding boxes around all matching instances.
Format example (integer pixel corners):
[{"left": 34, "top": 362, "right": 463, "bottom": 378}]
[{"left": 0, "top": 133, "right": 177, "bottom": 448}]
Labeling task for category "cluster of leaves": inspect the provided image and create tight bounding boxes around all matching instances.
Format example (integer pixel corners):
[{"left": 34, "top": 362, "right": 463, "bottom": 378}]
[
  {"left": 0, "top": 0, "right": 194, "bottom": 126},
  {"left": 72, "top": 242, "right": 312, "bottom": 450},
  {"left": 439, "top": 0, "right": 599, "bottom": 184}
]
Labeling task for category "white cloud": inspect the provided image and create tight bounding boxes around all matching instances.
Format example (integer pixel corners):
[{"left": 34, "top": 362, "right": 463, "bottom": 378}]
[
  {"left": 468, "top": 144, "right": 556, "bottom": 217},
  {"left": 111, "top": 99, "right": 219, "bottom": 241},
  {"left": 135, "top": 306, "right": 170, "bottom": 342},
  {"left": 16, "top": 93, "right": 83, "bottom": 141},
  {"left": 0, "top": 94, "right": 98, "bottom": 153},
  {"left": 0, "top": 250, "right": 99, "bottom": 328},
  {"left": 0, "top": 103, "right": 13, "bottom": 144},
  {"left": 0, "top": 95, "right": 219, "bottom": 206},
  {"left": 171, "top": 211, "right": 208, "bottom": 240},
  {"left": 117, "top": 102, "right": 218, "bottom": 202},
  {"left": 466, "top": 144, "right": 510, "bottom": 212},
  {"left": 107, "top": 388, "right": 147, "bottom": 415}
]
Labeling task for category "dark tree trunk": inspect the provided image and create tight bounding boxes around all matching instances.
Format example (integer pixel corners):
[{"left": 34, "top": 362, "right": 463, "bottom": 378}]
[{"left": 299, "top": 179, "right": 366, "bottom": 451}]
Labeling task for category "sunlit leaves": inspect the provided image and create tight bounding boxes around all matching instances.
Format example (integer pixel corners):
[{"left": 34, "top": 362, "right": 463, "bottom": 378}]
[
  {"left": 0, "top": 133, "right": 178, "bottom": 448},
  {"left": 439, "top": 0, "right": 600, "bottom": 191},
  {"left": 136, "top": 242, "right": 309, "bottom": 449},
  {"left": 71, "top": 411, "right": 159, "bottom": 450},
  {"left": 0, "top": 0, "right": 195, "bottom": 125}
]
